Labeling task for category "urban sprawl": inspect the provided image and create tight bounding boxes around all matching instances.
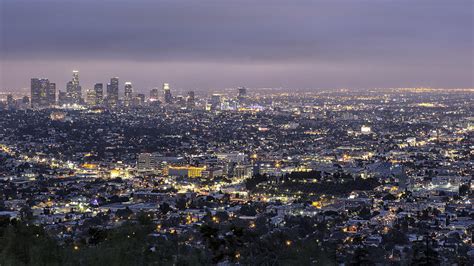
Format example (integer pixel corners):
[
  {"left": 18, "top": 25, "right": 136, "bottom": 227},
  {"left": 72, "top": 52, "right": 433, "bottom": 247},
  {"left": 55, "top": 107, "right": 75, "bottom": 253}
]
[{"left": 0, "top": 71, "right": 473, "bottom": 265}]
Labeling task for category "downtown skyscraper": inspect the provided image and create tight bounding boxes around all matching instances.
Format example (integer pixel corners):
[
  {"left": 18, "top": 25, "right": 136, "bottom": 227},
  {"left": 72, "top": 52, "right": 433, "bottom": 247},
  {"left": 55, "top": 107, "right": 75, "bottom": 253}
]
[
  {"left": 163, "top": 83, "right": 172, "bottom": 104},
  {"left": 94, "top": 83, "right": 104, "bottom": 105},
  {"left": 66, "top": 70, "right": 82, "bottom": 104},
  {"left": 149, "top": 88, "right": 159, "bottom": 102},
  {"left": 186, "top": 91, "right": 195, "bottom": 110},
  {"left": 124, "top": 82, "right": 133, "bottom": 107},
  {"left": 106, "top": 77, "right": 119, "bottom": 107}
]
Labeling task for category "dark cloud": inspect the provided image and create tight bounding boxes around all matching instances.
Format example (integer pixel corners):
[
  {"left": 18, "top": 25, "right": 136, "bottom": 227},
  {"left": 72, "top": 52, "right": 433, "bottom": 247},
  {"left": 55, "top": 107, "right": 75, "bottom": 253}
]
[{"left": 1, "top": 0, "right": 473, "bottom": 90}]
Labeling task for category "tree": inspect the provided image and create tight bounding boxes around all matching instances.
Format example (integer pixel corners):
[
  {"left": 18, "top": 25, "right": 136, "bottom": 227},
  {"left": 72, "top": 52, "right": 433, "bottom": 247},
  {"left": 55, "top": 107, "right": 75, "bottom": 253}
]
[
  {"left": 176, "top": 197, "right": 187, "bottom": 210},
  {"left": 350, "top": 247, "right": 374, "bottom": 265},
  {"left": 160, "top": 202, "right": 172, "bottom": 215},
  {"left": 115, "top": 207, "right": 133, "bottom": 219},
  {"left": 459, "top": 184, "right": 470, "bottom": 196}
]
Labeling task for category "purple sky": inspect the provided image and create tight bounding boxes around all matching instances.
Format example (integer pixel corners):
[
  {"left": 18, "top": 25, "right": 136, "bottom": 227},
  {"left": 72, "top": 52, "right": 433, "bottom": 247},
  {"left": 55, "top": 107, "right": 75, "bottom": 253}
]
[{"left": 1, "top": 0, "right": 473, "bottom": 92}]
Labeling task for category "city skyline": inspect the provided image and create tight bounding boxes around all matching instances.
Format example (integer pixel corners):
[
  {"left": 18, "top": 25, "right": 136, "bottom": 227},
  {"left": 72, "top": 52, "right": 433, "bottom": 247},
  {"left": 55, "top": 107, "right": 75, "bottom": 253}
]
[{"left": 1, "top": 0, "right": 473, "bottom": 91}]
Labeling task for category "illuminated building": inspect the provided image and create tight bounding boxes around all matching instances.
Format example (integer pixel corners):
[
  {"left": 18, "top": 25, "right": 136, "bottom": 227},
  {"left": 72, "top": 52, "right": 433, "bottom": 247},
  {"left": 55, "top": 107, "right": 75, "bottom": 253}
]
[
  {"left": 167, "top": 166, "right": 206, "bottom": 178},
  {"left": 67, "top": 70, "right": 82, "bottom": 104},
  {"left": 150, "top": 88, "right": 159, "bottom": 101},
  {"left": 138, "top": 153, "right": 153, "bottom": 170},
  {"left": 186, "top": 91, "right": 195, "bottom": 109},
  {"left": 163, "top": 83, "right": 172, "bottom": 104},
  {"left": 47, "top": 83, "right": 56, "bottom": 106},
  {"left": 94, "top": 83, "right": 104, "bottom": 105},
  {"left": 50, "top": 111, "right": 67, "bottom": 121},
  {"left": 86, "top": 88, "right": 96, "bottom": 106},
  {"left": 124, "top": 82, "right": 133, "bottom": 107},
  {"left": 238, "top": 87, "right": 247, "bottom": 102},
  {"left": 58, "top": 90, "right": 68, "bottom": 106},
  {"left": 361, "top": 125, "right": 371, "bottom": 134},
  {"left": 210, "top": 94, "right": 222, "bottom": 110},
  {"left": 106, "top": 77, "right": 119, "bottom": 107},
  {"left": 233, "top": 165, "right": 252, "bottom": 179}
]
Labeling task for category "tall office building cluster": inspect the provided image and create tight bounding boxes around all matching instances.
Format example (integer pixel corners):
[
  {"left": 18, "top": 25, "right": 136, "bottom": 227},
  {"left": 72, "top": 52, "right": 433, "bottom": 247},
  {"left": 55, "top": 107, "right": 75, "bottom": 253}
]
[
  {"left": 86, "top": 83, "right": 104, "bottom": 106},
  {"left": 57, "top": 70, "right": 83, "bottom": 105},
  {"left": 29, "top": 70, "right": 202, "bottom": 109},
  {"left": 31, "top": 78, "right": 56, "bottom": 108}
]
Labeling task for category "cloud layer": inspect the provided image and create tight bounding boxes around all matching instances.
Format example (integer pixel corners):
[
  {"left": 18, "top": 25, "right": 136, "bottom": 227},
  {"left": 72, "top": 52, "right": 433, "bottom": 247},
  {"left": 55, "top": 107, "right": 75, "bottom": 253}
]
[{"left": 1, "top": 0, "right": 473, "bottom": 91}]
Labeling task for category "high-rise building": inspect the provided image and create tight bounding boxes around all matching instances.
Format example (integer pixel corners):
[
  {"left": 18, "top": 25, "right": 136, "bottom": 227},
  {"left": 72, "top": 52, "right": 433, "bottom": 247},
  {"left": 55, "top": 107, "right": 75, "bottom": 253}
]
[
  {"left": 72, "top": 70, "right": 79, "bottom": 84},
  {"left": 238, "top": 87, "right": 247, "bottom": 98},
  {"left": 58, "top": 91, "right": 68, "bottom": 106},
  {"left": 47, "top": 83, "right": 56, "bottom": 106},
  {"left": 67, "top": 70, "right": 82, "bottom": 104},
  {"left": 106, "top": 77, "right": 119, "bottom": 107},
  {"left": 238, "top": 87, "right": 247, "bottom": 105},
  {"left": 163, "top": 83, "right": 172, "bottom": 104},
  {"left": 150, "top": 88, "right": 159, "bottom": 101},
  {"left": 65, "top": 81, "right": 73, "bottom": 104},
  {"left": 186, "top": 91, "right": 195, "bottom": 110},
  {"left": 124, "top": 82, "right": 133, "bottom": 107},
  {"left": 86, "top": 88, "right": 97, "bottom": 106},
  {"left": 31, "top": 78, "right": 54, "bottom": 108},
  {"left": 210, "top": 94, "right": 222, "bottom": 110},
  {"left": 94, "top": 83, "right": 104, "bottom": 105}
]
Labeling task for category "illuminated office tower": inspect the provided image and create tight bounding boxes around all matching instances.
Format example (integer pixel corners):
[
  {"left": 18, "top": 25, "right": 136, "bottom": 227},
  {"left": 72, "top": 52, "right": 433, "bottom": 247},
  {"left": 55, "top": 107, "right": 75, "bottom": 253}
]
[
  {"left": 186, "top": 91, "right": 195, "bottom": 109},
  {"left": 210, "top": 94, "right": 222, "bottom": 110},
  {"left": 124, "top": 82, "right": 133, "bottom": 107},
  {"left": 47, "top": 82, "right": 56, "bottom": 106},
  {"left": 65, "top": 81, "right": 73, "bottom": 103},
  {"left": 94, "top": 83, "right": 104, "bottom": 105},
  {"left": 31, "top": 78, "right": 54, "bottom": 108},
  {"left": 67, "top": 70, "right": 82, "bottom": 104},
  {"left": 106, "top": 77, "right": 119, "bottom": 107},
  {"left": 58, "top": 91, "right": 68, "bottom": 106},
  {"left": 163, "top": 83, "right": 172, "bottom": 104},
  {"left": 86, "top": 88, "right": 96, "bottom": 106},
  {"left": 238, "top": 87, "right": 247, "bottom": 105},
  {"left": 150, "top": 88, "right": 159, "bottom": 101}
]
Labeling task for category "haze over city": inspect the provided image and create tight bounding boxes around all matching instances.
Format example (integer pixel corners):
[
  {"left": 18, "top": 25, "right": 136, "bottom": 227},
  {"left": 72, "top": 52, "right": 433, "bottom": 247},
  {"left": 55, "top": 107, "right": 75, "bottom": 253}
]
[{"left": 1, "top": 0, "right": 473, "bottom": 91}]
